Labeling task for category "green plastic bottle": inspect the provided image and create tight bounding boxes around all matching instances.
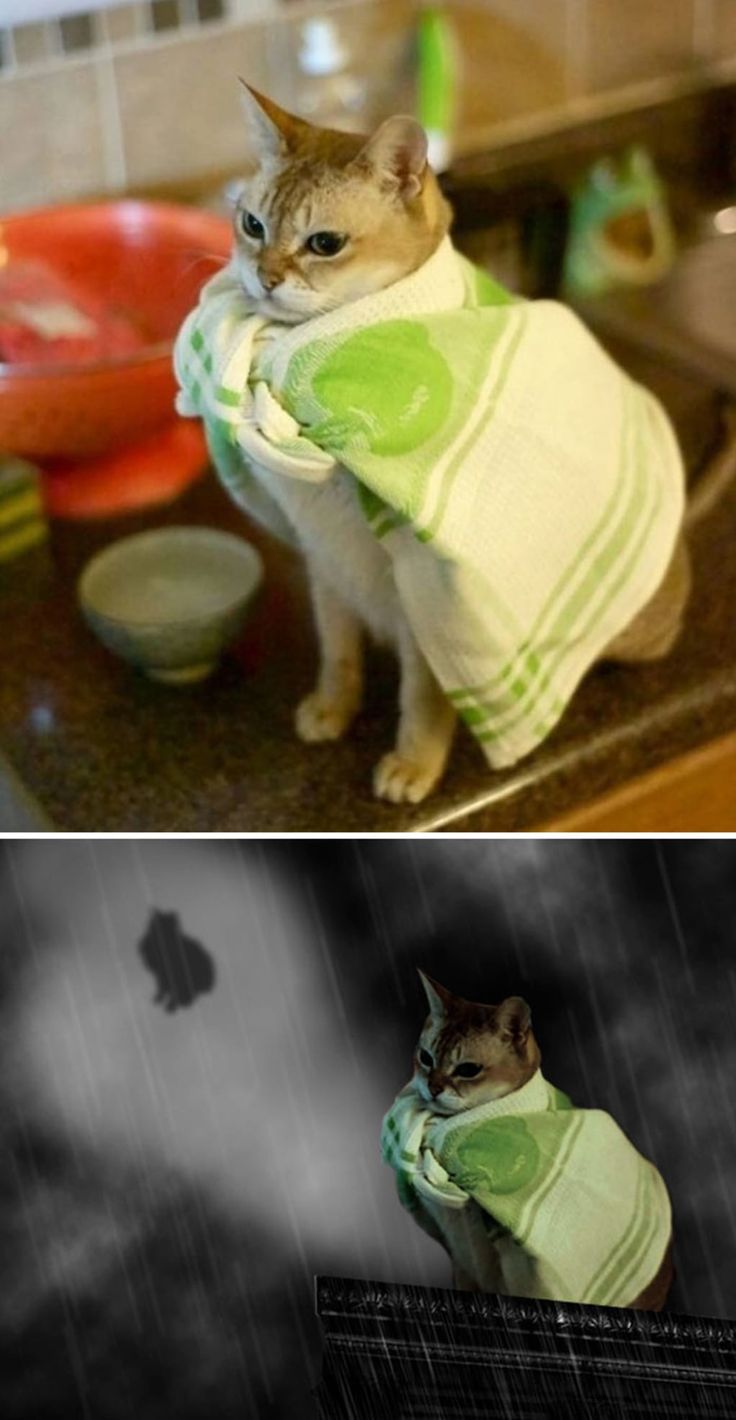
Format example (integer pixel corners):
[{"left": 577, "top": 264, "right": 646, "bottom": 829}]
[{"left": 416, "top": 6, "right": 459, "bottom": 173}]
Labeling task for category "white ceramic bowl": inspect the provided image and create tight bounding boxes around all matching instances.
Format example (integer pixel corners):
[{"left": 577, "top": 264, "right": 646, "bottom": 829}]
[{"left": 78, "top": 526, "right": 263, "bottom": 684}]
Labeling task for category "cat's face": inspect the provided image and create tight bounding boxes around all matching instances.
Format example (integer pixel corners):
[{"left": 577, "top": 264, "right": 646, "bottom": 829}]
[
  {"left": 412, "top": 971, "right": 541, "bottom": 1116},
  {"left": 232, "top": 85, "right": 452, "bottom": 325}
]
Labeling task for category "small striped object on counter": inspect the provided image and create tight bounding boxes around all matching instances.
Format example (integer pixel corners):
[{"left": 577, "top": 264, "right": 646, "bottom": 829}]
[{"left": 0, "top": 457, "right": 48, "bottom": 561}]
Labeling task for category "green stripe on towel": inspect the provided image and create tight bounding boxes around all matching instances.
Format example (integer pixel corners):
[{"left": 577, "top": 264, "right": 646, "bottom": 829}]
[{"left": 174, "top": 237, "right": 684, "bottom": 770}]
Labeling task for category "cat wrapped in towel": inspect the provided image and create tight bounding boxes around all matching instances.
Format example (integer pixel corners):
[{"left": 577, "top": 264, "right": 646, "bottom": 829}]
[
  {"left": 174, "top": 85, "right": 736, "bottom": 805},
  {"left": 381, "top": 972, "right": 674, "bottom": 1309}
]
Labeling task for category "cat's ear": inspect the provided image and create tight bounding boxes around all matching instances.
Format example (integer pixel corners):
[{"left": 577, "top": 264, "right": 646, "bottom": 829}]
[
  {"left": 418, "top": 970, "right": 453, "bottom": 1021},
  {"left": 495, "top": 996, "right": 532, "bottom": 1046},
  {"left": 239, "top": 81, "right": 305, "bottom": 158},
  {"left": 357, "top": 115, "right": 428, "bottom": 199}
]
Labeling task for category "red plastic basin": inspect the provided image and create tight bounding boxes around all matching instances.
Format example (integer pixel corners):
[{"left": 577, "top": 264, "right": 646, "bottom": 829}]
[{"left": 0, "top": 200, "right": 232, "bottom": 460}]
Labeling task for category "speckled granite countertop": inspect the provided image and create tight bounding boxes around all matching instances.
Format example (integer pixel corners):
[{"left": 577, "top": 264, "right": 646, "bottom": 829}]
[{"left": 1, "top": 339, "right": 735, "bottom": 833}]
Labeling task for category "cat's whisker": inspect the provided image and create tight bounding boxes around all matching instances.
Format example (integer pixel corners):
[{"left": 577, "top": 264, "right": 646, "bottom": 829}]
[{"left": 174, "top": 249, "right": 231, "bottom": 288}]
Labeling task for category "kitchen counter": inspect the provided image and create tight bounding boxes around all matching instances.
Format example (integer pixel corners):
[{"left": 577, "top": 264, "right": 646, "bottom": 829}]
[{"left": 1, "top": 345, "right": 735, "bottom": 833}]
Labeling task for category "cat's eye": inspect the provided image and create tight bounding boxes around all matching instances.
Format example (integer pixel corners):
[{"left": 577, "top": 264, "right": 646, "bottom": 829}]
[
  {"left": 453, "top": 1062, "right": 483, "bottom": 1079},
  {"left": 418, "top": 1048, "right": 433, "bottom": 1069},
  {"left": 306, "top": 231, "right": 348, "bottom": 257},
  {"left": 240, "top": 210, "right": 266, "bottom": 241}
]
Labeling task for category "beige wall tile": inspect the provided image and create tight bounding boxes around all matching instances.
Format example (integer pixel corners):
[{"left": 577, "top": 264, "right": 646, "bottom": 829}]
[
  {"left": 459, "top": 0, "right": 571, "bottom": 64},
  {"left": 585, "top": 0, "right": 696, "bottom": 92},
  {"left": 451, "top": 0, "right": 569, "bottom": 130},
  {"left": 712, "top": 0, "right": 736, "bottom": 57},
  {"left": 12, "top": 22, "right": 53, "bottom": 65},
  {"left": 148, "top": 0, "right": 181, "bottom": 35},
  {"left": 103, "top": 4, "right": 144, "bottom": 45},
  {"left": 59, "top": 13, "right": 97, "bottom": 53},
  {"left": 0, "top": 62, "right": 108, "bottom": 212},
  {"left": 114, "top": 23, "right": 273, "bottom": 188}
]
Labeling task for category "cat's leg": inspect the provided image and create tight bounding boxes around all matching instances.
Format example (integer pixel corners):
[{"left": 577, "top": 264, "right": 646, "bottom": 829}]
[
  {"left": 374, "top": 623, "right": 456, "bottom": 804},
  {"left": 296, "top": 566, "right": 364, "bottom": 742},
  {"left": 629, "top": 1239, "right": 675, "bottom": 1311}
]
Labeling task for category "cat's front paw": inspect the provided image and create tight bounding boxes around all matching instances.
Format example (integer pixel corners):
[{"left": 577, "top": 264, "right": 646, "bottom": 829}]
[
  {"left": 373, "top": 751, "right": 440, "bottom": 805},
  {"left": 295, "top": 692, "right": 354, "bottom": 743}
]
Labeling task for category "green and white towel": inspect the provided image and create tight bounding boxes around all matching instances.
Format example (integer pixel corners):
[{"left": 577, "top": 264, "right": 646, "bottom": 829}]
[
  {"left": 381, "top": 1070, "right": 672, "bottom": 1307},
  {"left": 174, "top": 237, "right": 684, "bottom": 768}
]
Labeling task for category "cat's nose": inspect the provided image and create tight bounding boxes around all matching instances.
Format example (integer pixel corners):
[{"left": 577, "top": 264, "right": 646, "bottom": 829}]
[
  {"left": 429, "top": 1075, "right": 444, "bottom": 1098},
  {"left": 259, "top": 270, "right": 280, "bottom": 292}
]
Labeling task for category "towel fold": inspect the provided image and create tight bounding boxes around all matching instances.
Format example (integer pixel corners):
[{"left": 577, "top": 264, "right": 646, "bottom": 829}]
[
  {"left": 381, "top": 1071, "right": 672, "bottom": 1307},
  {"left": 174, "top": 238, "right": 684, "bottom": 767}
]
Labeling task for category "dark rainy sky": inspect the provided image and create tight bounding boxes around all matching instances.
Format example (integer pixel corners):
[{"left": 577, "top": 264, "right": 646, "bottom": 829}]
[{"left": 1, "top": 838, "right": 735, "bottom": 1420}]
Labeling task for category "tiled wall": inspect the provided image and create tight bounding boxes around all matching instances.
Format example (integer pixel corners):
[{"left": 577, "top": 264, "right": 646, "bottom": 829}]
[{"left": 1, "top": 0, "right": 735, "bottom": 211}]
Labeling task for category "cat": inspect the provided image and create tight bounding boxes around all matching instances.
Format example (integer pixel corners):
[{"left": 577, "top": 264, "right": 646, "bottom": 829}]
[
  {"left": 138, "top": 908, "right": 216, "bottom": 1012},
  {"left": 222, "top": 85, "right": 736, "bottom": 805},
  {"left": 382, "top": 970, "right": 674, "bottom": 1310}
]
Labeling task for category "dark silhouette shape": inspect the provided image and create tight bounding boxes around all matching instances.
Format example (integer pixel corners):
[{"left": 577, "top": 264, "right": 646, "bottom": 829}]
[{"left": 138, "top": 909, "right": 216, "bottom": 1012}]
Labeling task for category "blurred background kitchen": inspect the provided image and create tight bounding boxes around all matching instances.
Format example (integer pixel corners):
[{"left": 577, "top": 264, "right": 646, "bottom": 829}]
[{"left": 0, "top": 0, "right": 735, "bottom": 209}]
